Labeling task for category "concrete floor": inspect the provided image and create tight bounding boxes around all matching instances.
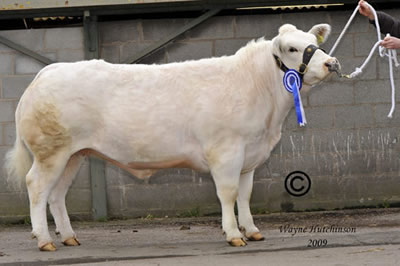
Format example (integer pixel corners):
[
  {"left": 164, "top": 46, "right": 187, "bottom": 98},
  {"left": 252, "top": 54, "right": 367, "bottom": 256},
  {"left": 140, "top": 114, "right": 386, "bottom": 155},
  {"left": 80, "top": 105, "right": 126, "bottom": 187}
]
[{"left": 0, "top": 208, "right": 400, "bottom": 266}]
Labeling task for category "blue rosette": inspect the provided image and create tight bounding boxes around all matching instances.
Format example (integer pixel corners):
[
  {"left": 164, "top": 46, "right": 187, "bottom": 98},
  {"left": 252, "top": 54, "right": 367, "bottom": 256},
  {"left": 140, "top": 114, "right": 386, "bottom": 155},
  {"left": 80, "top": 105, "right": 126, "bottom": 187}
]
[{"left": 283, "top": 69, "right": 307, "bottom": 126}]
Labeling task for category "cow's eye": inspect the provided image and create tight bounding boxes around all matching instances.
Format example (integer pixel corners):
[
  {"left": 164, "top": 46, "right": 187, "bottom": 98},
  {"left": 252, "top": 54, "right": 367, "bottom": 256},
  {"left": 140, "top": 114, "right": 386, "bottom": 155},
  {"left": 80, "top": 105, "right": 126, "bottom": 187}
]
[{"left": 289, "top": 47, "right": 298, "bottom": 53}]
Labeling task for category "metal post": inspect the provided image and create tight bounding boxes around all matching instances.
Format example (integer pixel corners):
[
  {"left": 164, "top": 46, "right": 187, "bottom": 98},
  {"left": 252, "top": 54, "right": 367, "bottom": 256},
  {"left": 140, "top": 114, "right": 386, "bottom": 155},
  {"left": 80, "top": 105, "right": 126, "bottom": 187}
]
[
  {"left": 84, "top": 10, "right": 108, "bottom": 221},
  {"left": 84, "top": 10, "right": 99, "bottom": 60},
  {"left": 89, "top": 156, "right": 108, "bottom": 221}
]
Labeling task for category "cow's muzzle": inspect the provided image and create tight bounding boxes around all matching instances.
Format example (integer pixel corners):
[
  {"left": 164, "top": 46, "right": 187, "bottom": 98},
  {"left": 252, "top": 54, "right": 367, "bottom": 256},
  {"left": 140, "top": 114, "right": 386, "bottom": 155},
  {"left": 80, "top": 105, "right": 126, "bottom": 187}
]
[{"left": 325, "top": 58, "right": 341, "bottom": 76}]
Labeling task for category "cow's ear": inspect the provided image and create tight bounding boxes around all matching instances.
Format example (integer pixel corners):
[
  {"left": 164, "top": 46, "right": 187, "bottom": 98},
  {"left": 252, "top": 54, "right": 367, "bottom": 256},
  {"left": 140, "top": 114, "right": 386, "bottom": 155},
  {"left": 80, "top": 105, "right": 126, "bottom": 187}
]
[
  {"left": 308, "top": 24, "right": 331, "bottom": 45},
  {"left": 279, "top": 24, "right": 297, "bottom": 35},
  {"left": 272, "top": 36, "right": 281, "bottom": 55}
]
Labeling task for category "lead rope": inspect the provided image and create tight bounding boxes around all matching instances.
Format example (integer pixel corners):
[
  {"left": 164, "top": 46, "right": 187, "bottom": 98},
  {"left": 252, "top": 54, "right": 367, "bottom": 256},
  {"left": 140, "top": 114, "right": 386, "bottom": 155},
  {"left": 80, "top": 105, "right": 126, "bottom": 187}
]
[{"left": 329, "top": 2, "right": 399, "bottom": 118}]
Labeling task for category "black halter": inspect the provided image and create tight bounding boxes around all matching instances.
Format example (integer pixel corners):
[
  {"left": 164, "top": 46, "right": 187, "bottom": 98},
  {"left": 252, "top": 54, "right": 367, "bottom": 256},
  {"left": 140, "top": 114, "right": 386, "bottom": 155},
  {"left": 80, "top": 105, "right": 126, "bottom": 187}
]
[{"left": 273, "top": 44, "right": 325, "bottom": 81}]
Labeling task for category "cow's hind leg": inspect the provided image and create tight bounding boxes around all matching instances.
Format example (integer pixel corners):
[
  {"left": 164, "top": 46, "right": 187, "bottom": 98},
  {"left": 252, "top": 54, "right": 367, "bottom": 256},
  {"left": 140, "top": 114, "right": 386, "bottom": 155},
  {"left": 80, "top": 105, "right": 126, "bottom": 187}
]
[
  {"left": 48, "top": 153, "right": 85, "bottom": 247},
  {"left": 208, "top": 144, "right": 246, "bottom": 247},
  {"left": 27, "top": 153, "right": 70, "bottom": 251},
  {"left": 237, "top": 170, "right": 264, "bottom": 241}
]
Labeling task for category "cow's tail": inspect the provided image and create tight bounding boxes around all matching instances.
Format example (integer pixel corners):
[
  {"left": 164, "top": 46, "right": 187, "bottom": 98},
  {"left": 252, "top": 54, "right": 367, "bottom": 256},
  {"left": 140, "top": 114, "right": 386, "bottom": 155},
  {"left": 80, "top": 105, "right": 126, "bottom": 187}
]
[{"left": 4, "top": 120, "right": 32, "bottom": 189}]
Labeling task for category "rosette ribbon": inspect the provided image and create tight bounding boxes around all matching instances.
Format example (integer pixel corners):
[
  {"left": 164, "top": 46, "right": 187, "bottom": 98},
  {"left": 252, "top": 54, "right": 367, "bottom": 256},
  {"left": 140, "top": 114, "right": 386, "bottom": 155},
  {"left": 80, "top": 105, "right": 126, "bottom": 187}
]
[{"left": 283, "top": 69, "right": 307, "bottom": 126}]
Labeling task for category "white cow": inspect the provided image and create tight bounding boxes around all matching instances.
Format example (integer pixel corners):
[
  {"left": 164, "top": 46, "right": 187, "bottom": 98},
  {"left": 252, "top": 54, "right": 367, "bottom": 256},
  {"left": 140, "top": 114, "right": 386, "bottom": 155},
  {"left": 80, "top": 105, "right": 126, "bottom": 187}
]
[{"left": 5, "top": 23, "right": 339, "bottom": 251}]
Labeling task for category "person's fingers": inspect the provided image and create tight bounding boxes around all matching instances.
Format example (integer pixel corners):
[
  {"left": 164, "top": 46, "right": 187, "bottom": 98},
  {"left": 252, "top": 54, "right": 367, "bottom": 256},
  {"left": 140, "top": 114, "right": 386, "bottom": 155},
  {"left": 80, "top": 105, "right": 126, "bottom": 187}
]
[
  {"left": 385, "top": 43, "right": 394, "bottom": 49},
  {"left": 359, "top": 4, "right": 368, "bottom": 15},
  {"left": 380, "top": 39, "right": 393, "bottom": 49},
  {"left": 379, "top": 37, "right": 400, "bottom": 49},
  {"left": 358, "top": 0, "right": 374, "bottom": 19}
]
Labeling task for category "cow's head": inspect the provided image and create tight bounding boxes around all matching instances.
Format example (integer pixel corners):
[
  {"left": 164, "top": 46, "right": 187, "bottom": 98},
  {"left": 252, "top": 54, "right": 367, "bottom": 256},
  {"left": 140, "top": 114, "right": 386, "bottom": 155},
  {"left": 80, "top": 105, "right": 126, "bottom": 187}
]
[{"left": 272, "top": 24, "right": 340, "bottom": 88}]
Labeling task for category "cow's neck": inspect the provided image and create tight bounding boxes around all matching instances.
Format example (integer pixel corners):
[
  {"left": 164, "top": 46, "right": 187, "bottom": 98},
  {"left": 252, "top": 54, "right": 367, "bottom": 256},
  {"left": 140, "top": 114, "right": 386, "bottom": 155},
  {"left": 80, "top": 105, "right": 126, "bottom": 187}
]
[
  {"left": 235, "top": 39, "right": 308, "bottom": 134},
  {"left": 271, "top": 68, "right": 295, "bottom": 129},
  {"left": 246, "top": 41, "right": 294, "bottom": 130}
]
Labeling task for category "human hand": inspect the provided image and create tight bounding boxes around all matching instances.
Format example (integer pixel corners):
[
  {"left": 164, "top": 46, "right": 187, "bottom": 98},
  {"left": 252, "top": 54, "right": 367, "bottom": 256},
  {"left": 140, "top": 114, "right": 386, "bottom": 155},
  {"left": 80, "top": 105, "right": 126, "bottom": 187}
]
[
  {"left": 358, "top": 0, "right": 374, "bottom": 20},
  {"left": 380, "top": 36, "right": 400, "bottom": 49}
]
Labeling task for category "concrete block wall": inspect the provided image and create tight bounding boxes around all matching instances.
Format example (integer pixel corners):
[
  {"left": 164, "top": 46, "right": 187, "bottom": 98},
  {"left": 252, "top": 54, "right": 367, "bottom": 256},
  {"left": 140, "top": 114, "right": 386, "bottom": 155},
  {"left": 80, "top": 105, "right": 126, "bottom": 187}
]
[{"left": 1, "top": 7, "right": 400, "bottom": 221}]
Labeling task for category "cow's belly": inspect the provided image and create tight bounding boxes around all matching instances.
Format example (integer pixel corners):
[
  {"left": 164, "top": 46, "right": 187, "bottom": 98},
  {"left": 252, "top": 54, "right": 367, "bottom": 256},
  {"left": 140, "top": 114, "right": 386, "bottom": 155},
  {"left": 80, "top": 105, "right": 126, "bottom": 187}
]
[
  {"left": 76, "top": 127, "right": 280, "bottom": 179},
  {"left": 82, "top": 123, "right": 211, "bottom": 177},
  {"left": 77, "top": 118, "right": 281, "bottom": 178},
  {"left": 78, "top": 148, "right": 209, "bottom": 179}
]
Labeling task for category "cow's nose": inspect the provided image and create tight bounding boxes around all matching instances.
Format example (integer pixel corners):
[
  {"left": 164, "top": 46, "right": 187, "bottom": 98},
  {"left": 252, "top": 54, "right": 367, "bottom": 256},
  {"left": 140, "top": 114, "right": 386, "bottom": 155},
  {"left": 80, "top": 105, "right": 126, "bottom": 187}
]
[{"left": 324, "top": 58, "right": 341, "bottom": 73}]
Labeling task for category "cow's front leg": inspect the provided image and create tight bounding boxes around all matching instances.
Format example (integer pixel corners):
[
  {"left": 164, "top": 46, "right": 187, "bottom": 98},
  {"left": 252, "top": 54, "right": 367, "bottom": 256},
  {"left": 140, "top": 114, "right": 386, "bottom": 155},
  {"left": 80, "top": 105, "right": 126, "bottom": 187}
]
[
  {"left": 208, "top": 144, "right": 246, "bottom": 247},
  {"left": 237, "top": 170, "right": 264, "bottom": 241}
]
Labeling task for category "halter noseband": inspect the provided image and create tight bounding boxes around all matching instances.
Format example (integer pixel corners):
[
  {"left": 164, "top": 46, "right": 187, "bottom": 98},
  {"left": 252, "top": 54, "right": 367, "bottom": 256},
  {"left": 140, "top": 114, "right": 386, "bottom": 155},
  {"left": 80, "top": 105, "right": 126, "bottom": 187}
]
[{"left": 273, "top": 44, "right": 325, "bottom": 81}]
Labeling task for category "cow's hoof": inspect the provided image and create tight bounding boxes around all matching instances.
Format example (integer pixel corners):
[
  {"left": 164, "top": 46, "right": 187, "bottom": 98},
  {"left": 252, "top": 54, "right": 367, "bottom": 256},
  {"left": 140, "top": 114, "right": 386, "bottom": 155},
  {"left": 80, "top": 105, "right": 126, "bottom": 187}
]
[
  {"left": 228, "top": 238, "right": 247, "bottom": 247},
  {"left": 63, "top": 237, "right": 81, "bottom": 246},
  {"left": 39, "top": 242, "right": 57, "bottom": 251},
  {"left": 247, "top": 232, "right": 265, "bottom": 241}
]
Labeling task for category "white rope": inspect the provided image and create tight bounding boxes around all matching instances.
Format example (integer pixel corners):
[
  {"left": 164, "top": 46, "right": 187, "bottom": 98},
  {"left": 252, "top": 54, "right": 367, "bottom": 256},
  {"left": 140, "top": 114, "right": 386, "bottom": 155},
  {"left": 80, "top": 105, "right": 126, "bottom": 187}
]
[
  {"left": 386, "top": 47, "right": 400, "bottom": 117},
  {"left": 329, "top": 2, "right": 399, "bottom": 118},
  {"left": 328, "top": 6, "right": 360, "bottom": 56},
  {"left": 388, "top": 48, "right": 395, "bottom": 117},
  {"left": 348, "top": 39, "right": 381, "bottom": 78}
]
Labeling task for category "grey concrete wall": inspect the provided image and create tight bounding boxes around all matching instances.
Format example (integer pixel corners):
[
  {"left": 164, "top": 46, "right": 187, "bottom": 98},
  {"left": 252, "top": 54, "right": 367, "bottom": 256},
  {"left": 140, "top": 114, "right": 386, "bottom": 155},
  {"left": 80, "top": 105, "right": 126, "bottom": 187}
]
[{"left": 1, "top": 7, "right": 400, "bottom": 221}]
